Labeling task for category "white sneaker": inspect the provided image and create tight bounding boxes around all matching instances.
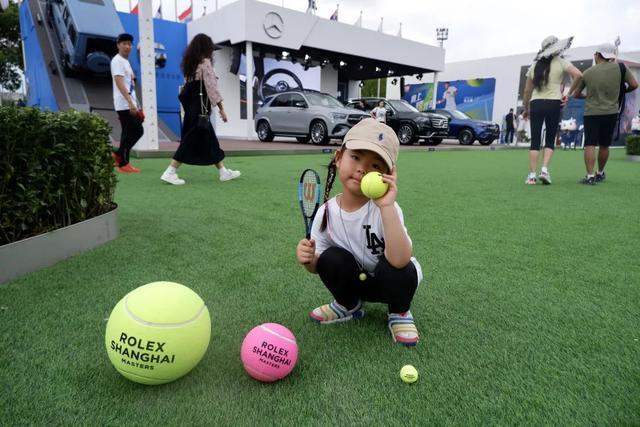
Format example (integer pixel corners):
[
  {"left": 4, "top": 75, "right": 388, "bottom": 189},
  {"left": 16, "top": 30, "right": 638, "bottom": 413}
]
[
  {"left": 160, "top": 171, "right": 185, "bottom": 185},
  {"left": 538, "top": 171, "right": 552, "bottom": 185},
  {"left": 219, "top": 169, "right": 241, "bottom": 182}
]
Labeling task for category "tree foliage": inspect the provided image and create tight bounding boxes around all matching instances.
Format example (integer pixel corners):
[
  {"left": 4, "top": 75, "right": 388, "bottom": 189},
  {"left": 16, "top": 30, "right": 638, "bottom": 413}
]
[
  {"left": 361, "top": 78, "right": 387, "bottom": 98},
  {"left": 0, "top": 2, "right": 24, "bottom": 92}
]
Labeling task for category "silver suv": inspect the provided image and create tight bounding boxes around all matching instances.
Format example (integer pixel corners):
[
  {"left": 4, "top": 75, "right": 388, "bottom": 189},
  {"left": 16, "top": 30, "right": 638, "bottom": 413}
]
[{"left": 255, "top": 91, "right": 368, "bottom": 144}]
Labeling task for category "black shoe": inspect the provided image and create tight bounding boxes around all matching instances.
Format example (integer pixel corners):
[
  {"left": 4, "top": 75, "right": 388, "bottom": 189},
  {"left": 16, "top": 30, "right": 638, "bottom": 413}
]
[
  {"left": 580, "top": 176, "right": 597, "bottom": 185},
  {"left": 595, "top": 171, "right": 606, "bottom": 182}
]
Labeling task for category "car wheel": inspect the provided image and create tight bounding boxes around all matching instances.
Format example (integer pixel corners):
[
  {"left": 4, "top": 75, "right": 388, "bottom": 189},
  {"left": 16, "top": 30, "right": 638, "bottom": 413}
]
[
  {"left": 458, "top": 128, "right": 475, "bottom": 145},
  {"left": 310, "top": 121, "right": 329, "bottom": 145},
  {"left": 257, "top": 121, "right": 274, "bottom": 142},
  {"left": 296, "top": 136, "right": 311, "bottom": 144},
  {"left": 397, "top": 123, "right": 417, "bottom": 145},
  {"left": 479, "top": 138, "right": 495, "bottom": 146}
]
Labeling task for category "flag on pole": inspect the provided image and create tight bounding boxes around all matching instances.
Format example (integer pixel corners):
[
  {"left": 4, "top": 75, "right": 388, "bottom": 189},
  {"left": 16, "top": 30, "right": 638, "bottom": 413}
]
[
  {"left": 154, "top": 2, "right": 163, "bottom": 19},
  {"left": 329, "top": 4, "right": 338, "bottom": 21},
  {"left": 397, "top": 22, "right": 402, "bottom": 38},
  {"left": 354, "top": 11, "right": 362, "bottom": 27},
  {"left": 377, "top": 17, "right": 383, "bottom": 32},
  {"left": 178, "top": 0, "right": 193, "bottom": 22},
  {"left": 131, "top": 0, "right": 139, "bottom": 14}
]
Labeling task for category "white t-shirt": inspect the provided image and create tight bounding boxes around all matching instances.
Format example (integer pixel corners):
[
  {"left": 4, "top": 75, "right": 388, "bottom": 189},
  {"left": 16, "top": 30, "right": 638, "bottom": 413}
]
[
  {"left": 443, "top": 86, "right": 457, "bottom": 110},
  {"left": 311, "top": 197, "right": 423, "bottom": 282},
  {"left": 632, "top": 115, "right": 640, "bottom": 132},
  {"left": 111, "top": 54, "right": 137, "bottom": 111},
  {"left": 371, "top": 106, "right": 387, "bottom": 122}
]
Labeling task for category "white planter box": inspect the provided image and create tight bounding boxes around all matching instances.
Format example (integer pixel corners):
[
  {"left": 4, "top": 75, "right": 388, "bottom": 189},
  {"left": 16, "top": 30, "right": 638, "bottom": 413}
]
[{"left": 0, "top": 205, "right": 119, "bottom": 284}]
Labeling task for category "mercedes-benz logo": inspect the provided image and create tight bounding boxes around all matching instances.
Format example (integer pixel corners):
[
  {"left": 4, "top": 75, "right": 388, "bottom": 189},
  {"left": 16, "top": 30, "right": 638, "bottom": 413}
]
[{"left": 263, "top": 12, "right": 284, "bottom": 39}]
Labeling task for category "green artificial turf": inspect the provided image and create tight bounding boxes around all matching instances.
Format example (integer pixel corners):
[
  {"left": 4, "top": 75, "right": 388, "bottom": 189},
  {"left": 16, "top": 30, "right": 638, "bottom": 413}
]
[{"left": 1, "top": 149, "right": 639, "bottom": 425}]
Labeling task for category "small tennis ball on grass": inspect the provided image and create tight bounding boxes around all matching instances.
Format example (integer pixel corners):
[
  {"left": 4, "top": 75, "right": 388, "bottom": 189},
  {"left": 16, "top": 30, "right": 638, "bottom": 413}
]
[
  {"left": 240, "top": 323, "right": 298, "bottom": 382},
  {"left": 400, "top": 365, "right": 418, "bottom": 384},
  {"left": 105, "top": 281, "right": 211, "bottom": 385},
  {"left": 360, "top": 172, "right": 389, "bottom": 199}
]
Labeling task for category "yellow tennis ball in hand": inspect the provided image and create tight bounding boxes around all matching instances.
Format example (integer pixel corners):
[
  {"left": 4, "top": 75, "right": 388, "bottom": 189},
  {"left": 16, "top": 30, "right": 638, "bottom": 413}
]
[
  {"left": 360, "top": 172, "right": 389, "bottom": 199},
  {"left": 400, "top": 365, "right": 418, "bottom": 384}
]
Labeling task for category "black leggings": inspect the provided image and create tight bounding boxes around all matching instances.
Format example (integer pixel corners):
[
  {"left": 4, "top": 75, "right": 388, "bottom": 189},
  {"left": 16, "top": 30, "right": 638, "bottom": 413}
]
[
  {"left": 529, "top": 99, "right": 561, "bottom": 151},
  {"left": 115, "top": 110, "right": 144, "bottom": 166},
  {"left": 316, "top": 247, "right": 419, "bottom": 313}
]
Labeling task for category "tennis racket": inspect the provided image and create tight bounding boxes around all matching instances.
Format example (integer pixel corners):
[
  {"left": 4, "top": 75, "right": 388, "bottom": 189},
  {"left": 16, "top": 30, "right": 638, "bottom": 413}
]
[{"left": 298, "top": 169, "right": 321, "bottom": 240}]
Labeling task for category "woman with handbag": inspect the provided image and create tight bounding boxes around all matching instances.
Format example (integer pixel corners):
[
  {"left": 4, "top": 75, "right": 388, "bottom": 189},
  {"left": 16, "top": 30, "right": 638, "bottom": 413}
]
[{"left": 161, "top": 34, "right": 241, "bottom": 185}]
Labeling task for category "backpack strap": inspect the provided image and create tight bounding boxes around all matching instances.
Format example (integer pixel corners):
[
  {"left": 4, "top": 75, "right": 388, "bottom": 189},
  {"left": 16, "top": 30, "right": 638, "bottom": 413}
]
[
  {"left": 614, "top": 63, "right": 627, "bottom": 142},
  {"left": 618, "top": 62, "right": 626, "bottom": 112}
]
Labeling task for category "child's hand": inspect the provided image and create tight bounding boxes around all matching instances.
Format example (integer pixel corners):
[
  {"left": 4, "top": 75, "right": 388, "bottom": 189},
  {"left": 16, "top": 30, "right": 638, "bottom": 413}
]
[
  {"left": 373, "top": 167, "right": 398, "bottom": 208},
  {"left": 296, "top": 239, "right": 316, "bottom": 265}
]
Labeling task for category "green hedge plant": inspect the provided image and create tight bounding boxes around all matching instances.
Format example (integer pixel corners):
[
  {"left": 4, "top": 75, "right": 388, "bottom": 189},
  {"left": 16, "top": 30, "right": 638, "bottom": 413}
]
[
  {"left": 0, "top": 107, "right": 116, "bottom": 245},
  {"left": 626, "top": 135, "right": 640, "bottom": 156}
]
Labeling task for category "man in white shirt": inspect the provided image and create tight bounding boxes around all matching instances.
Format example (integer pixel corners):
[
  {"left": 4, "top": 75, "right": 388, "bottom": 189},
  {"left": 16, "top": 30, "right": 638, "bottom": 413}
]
[
  {"left": 111, "top": 33, "right": 144, "bottom": 173},
  {"left": 440, "top": 82, "right": 457, "bottom": 111}
]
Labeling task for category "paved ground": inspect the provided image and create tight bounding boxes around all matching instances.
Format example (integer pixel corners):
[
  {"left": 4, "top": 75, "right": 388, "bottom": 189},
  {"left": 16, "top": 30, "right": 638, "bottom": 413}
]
[{"left": 129, "top": 137, "right": 526, "bottom": 158}]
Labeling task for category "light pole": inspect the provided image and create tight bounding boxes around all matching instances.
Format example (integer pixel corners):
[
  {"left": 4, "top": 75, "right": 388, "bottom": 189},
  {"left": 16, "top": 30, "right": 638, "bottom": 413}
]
[{"left": 431, "top": 27, "right": 448, "bottom": 109}]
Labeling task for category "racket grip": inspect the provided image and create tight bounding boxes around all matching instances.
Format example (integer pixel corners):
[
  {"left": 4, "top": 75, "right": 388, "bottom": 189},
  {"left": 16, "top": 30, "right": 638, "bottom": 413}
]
[{"left": 303, "top": 232, "right": 312, "bottom": 264}]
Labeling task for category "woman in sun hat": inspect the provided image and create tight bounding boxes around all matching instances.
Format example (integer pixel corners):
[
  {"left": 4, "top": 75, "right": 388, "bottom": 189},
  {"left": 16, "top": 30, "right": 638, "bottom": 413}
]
[{"left": 522, "top": 35, "right": 583, "bottom": 185}]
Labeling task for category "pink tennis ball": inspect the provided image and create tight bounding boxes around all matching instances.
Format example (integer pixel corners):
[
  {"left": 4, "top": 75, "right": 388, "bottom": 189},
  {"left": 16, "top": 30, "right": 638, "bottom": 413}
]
[{"left": 240, "top": 323, "right": 298, "bottom": 382}]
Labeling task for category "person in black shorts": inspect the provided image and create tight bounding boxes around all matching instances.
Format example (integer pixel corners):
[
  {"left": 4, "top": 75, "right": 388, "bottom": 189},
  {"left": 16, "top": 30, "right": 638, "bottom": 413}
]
[{"left": 569, "top": 43, "right": 638, "bottom": 184}]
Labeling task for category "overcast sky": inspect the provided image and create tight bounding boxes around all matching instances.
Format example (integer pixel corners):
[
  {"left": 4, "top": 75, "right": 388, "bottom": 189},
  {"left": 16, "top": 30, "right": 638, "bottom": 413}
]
[{"left": 114, "top": 0, "right": 640, "bottom": 62}]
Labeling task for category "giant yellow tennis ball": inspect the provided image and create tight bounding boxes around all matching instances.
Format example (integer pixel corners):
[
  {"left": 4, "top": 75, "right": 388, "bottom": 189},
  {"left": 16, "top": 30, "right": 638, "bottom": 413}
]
[
  {"left": 400, "top": 365, "right": 418, "bottom": 384},
  {"left": 105, "top": 281, "right": 211, "bottom": 385},
  {"left": 360, "top": 172, "right": 389, "bottom": 199}
]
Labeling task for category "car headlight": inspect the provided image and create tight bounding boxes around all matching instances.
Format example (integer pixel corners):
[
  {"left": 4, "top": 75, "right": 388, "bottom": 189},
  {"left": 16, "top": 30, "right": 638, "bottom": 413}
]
[
  {"left": 330, "top": 113, "right": 347, "bottom": 120},
  {"left": 416, "top": 117, "right": 431, "bottom": 125}
]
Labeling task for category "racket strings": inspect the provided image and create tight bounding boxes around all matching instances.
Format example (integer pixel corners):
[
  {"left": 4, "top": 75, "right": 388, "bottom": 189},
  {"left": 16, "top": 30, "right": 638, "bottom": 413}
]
[{"left": 301, "top": 173, "right": 319, "bottom": 217}]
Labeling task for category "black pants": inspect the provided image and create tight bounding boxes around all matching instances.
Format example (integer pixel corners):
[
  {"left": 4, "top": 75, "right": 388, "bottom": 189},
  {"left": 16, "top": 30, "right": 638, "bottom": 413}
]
[
  {"left": 583, "top": 114, "right": 618, "bottom": 147},
  {"left": 316, "top": 247, "right": 419, "bottom": 313},
  {"left": 115, "top": 110, "right": 144, "bottom": 166},
  {"left": 505, "top": 127, "right": 514, "bottom": 143},
  {"left": 529, "top": 99, "right": 561, "bottom": 151}
]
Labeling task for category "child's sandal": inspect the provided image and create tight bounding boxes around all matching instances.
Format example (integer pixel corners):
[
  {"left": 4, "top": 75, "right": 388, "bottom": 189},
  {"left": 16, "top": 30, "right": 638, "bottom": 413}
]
[
  {"left": 388, "top": 311, "right": 419, "bottom": 346},
  {"left": 309, "top": 300, "right": 365, "bottom": 324}
]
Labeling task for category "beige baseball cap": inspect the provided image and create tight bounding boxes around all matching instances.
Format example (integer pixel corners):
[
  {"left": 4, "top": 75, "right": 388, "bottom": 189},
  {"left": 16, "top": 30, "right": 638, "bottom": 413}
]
[
  {"left": 595, "top": 43, "right": 617, "bottom": 60},
  {"left": 342, "top": 118, "right": 399, "bottom": 171}
]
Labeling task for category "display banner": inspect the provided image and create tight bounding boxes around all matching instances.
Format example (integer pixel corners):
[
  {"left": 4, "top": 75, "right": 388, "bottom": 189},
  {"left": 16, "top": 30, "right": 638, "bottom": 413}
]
[
  {"left": 402, "top": 78, "right": 496, "bottom": 121},
  {"left": 239, "top": 55, "right": 321, "bottom": 119}
]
